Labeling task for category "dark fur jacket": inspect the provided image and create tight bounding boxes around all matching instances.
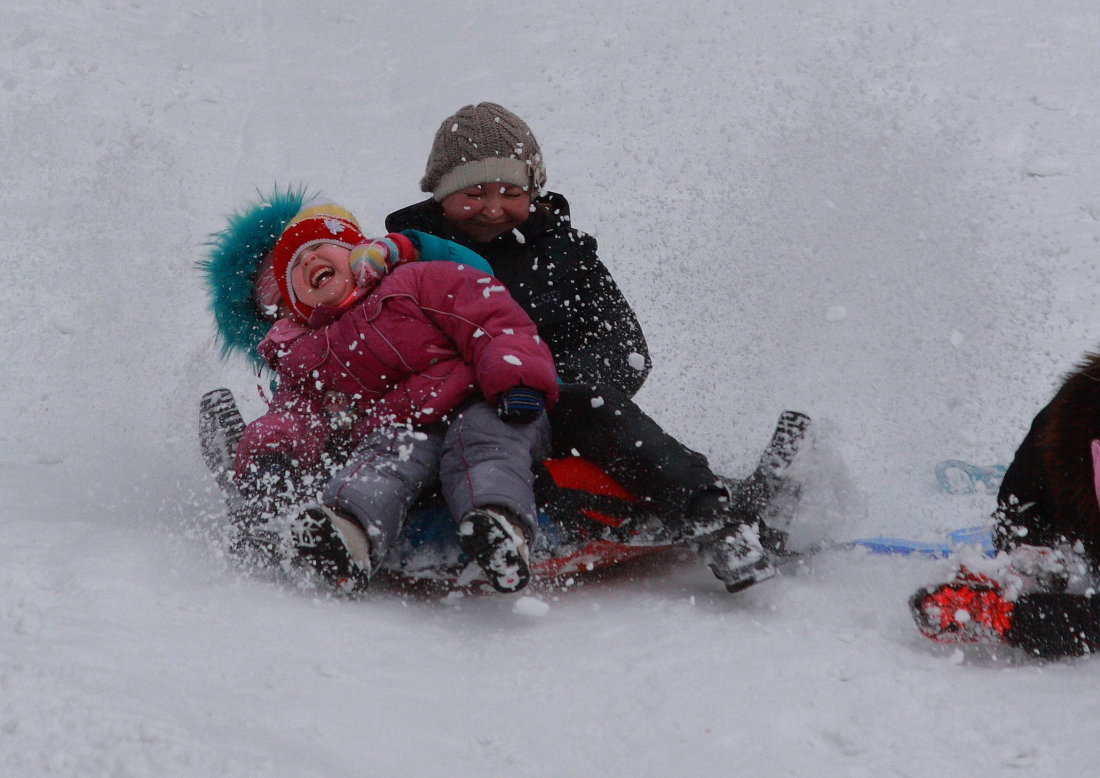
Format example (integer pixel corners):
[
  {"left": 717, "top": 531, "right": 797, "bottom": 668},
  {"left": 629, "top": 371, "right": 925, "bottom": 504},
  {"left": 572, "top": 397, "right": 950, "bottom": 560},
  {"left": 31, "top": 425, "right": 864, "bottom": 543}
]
[{"left": 995, "top": 351, "right": 1100, "bottom": 562}]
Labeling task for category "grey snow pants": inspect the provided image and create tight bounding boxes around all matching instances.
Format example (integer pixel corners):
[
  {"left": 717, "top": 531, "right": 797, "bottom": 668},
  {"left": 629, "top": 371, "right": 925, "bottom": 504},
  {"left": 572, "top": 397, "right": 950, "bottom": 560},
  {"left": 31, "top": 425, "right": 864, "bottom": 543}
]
[{"left": 321, "top": 400, "right": 550, "bottom": 565}]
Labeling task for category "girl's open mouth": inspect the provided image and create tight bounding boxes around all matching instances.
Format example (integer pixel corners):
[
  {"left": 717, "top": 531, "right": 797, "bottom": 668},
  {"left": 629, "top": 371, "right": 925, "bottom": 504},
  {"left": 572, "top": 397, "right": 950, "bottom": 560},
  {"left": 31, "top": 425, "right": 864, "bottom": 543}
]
[{"left": 310, "top": 266, "right": 335, "bottom": 288}]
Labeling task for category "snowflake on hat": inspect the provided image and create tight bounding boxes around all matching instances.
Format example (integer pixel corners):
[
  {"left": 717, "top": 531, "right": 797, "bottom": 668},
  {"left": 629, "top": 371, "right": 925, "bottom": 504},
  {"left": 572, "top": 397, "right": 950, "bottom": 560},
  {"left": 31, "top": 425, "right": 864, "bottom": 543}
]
[{"left": 271, "top": 200, "right": 368, "bottom": 323}]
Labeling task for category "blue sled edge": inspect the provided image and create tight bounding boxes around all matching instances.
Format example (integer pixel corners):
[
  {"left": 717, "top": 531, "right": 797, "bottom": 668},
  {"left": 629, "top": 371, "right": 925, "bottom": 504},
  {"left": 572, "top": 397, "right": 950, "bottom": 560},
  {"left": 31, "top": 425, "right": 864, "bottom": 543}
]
[{"left": 850, "top": 526, "right": 995, "bottom": 558}]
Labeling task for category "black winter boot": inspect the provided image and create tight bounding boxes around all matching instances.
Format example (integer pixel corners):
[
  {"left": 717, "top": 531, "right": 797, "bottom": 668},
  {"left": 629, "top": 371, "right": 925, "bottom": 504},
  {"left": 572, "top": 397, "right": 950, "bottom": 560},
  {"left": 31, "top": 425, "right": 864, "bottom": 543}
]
[
  {"left": 733, "top": 410, "right": 811, "bottom": 523},
  {"left": 289, "top": 504, "right": 373, "bottom": 595},
  {"left": 200, "top": 388, "right": 285, "bottom": 569},
  {"left": 458, "top": 507, "right": 532, "bottom": 593},
  {"left": 199, "top": 388, "right": 247, "bottom": 493},
  {"left": 720, "top": 410, "right": 812, "bottom": 556},
  {"left": 692, "top": 521, "right": 776, "bottom": 593}
]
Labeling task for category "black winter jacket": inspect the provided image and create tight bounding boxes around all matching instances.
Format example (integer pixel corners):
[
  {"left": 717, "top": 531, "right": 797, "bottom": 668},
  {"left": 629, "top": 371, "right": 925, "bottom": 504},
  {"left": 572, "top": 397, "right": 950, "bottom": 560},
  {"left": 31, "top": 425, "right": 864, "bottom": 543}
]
[{"left": 386, "top": 192, "right": 651, "bottom": 397}]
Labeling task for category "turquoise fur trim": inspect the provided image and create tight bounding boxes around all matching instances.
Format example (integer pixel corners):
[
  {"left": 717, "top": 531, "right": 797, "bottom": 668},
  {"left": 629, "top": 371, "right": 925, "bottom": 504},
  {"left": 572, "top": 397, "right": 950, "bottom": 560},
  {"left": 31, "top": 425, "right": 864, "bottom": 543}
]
[{"left": 198, "top": 185, "right": 312, "bottom": 370}]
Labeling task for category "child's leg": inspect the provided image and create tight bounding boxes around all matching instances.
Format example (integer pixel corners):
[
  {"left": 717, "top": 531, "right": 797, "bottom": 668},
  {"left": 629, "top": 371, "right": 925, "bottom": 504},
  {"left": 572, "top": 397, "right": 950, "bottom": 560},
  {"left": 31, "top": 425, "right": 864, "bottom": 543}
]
[
  {"left": 549, "top": 383, "right": 714, "bottom": 519},
  {"left": 549, "top": 384, "right": 796, "bottom": 543},
  {"left": 438, "top": 400, "right": 550, "bottom": 540},
  {"left": 323, "top": 425, "right": 444, "bottom": 567},
  {"left": 439, "top": 400, "right": 548, "bottom": 592},
  {"left": 1009, "top": 592, "right": 1100, "bottom": 658}
]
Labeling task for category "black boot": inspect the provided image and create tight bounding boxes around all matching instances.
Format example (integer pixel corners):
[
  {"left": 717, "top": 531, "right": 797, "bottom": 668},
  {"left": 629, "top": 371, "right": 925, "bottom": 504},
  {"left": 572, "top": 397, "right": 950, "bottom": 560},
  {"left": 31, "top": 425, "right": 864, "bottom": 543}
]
[
  {"left": 723, "top": 410, "right": 812, "bottom": 554},
  {"left": 288, "top": 504, "right": 373, "bottom": 595},
  {"left": 200, "top": 389, "right": 284, "bottom": 569},
  {"left": 693, "top": 523, "right": 776, "bottom": 593},
  {"left": 199, "top": 388, "right": 247, "bottom": 494},
  {"left": 734, "top": 410, "right": 810, "bottom": 515},
  {"left": 458, "top": 507, "right": 532, "bottom": 593}
]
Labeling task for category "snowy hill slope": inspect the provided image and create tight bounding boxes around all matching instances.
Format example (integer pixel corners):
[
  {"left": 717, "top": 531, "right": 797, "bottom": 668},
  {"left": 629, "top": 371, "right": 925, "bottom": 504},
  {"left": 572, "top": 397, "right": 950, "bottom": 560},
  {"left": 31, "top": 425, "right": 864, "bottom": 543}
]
[{"left": 4, "top": 1, "right": 1100, "bottom": 775}]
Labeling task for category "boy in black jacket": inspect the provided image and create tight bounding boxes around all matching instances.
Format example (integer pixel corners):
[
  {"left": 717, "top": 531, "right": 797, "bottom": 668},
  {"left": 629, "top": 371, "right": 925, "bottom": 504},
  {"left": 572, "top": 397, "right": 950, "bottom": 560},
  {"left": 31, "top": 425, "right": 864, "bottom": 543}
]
[{"left": 387, "top": 102, "right": 807, "bottom": 592}]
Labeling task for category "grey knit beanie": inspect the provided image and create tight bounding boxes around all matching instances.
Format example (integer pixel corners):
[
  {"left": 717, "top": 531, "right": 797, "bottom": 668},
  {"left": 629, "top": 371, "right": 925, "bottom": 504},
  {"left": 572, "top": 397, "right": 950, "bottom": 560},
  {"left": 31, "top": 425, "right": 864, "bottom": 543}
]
[{"left": 420, "top": 102, "right": 547, "bottom": 201}]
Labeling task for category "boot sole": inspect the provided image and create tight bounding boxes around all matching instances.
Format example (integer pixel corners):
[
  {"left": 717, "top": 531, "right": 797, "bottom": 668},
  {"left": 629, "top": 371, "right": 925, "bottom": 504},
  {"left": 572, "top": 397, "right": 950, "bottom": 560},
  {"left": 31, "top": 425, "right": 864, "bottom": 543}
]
[{"left": 459, "top": 510, "right": 531, "bottom": 593}]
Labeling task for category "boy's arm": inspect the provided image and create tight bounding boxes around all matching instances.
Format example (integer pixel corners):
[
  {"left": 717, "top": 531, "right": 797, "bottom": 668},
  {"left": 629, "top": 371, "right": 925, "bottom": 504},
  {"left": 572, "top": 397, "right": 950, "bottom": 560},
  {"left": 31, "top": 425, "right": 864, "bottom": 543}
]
[
  {"left": 548, "top": 235, "right": 651, "bottom": 396},
  {"left": 349, "top": 231, "right": 494, "bottom": 288},
  {"left": 400, "top": 229, "right": 494, "bottom": 275}
]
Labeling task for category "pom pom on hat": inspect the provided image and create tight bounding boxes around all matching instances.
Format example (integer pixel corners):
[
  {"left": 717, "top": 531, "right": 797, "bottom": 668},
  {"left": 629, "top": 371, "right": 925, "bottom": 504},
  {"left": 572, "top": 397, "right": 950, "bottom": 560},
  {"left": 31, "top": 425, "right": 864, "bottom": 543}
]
[
  {"left": 420, "top": 102, "right": 546, "bottom": 201},
  {"left": 272, "top": 200, "right": 366, "bottom": 322}
]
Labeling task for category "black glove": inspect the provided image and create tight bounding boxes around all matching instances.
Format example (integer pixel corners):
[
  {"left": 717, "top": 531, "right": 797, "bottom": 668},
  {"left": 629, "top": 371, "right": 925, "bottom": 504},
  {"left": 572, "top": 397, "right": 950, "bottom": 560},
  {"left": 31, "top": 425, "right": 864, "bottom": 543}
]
[{"left": 496, "top": 386, "right": 545, "bottom": 424}]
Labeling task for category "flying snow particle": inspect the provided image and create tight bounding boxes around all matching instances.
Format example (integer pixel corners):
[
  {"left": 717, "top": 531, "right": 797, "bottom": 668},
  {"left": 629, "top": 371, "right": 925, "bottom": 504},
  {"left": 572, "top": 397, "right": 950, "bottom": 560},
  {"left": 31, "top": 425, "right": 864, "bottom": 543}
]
[
  {"left": 590, "top": 396, "right": 605, "bottom": 408},
  {"left": 503, "top": 355, "right": 523, "bottom": 366},
  {"left": 627, "top": 352, "right": 646, "bottom": 371}
]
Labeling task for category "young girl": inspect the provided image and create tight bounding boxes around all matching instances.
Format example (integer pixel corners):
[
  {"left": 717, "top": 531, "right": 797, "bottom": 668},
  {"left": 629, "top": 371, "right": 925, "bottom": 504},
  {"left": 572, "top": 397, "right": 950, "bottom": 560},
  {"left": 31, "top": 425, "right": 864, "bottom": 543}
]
[
  {"left": 386, "top": 102, "right": 802, "bottom": 592},
  {"left": 911, "top": 351, "right": 1100, "bottom": 658},
  {"left": 233, "top": 199, "right": 559, "bottom": 594}
]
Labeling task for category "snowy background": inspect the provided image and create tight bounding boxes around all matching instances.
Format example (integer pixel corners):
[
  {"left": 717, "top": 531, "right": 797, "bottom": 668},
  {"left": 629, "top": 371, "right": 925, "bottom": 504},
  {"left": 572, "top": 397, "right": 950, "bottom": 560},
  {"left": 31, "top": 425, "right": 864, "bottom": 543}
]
[{"left": 4, "top": 0, "right": 1100, "bottom": 775}]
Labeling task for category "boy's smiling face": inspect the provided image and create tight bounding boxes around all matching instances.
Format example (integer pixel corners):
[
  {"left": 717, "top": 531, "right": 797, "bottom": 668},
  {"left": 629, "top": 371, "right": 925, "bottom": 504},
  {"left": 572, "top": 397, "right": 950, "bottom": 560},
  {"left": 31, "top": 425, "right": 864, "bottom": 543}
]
[
  {"left": 289, "top": 242, "right": 355, "bottom": 310},
  {"left": 441, "top": 182, "right": 532, "bottom": 243}
]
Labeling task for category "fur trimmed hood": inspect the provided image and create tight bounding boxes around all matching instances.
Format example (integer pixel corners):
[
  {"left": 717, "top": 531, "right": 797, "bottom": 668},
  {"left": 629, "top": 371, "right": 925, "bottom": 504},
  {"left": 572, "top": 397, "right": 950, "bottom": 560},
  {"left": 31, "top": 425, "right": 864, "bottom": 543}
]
[{"left": 198, "top": 186, "right": 312, "bottom": 370}]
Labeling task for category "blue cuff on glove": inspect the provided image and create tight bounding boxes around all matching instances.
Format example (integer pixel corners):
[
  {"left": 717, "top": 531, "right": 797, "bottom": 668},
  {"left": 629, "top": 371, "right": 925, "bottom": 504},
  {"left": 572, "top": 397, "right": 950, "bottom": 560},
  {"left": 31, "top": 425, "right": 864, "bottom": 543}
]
[
  {"left": 497, "top": 386, "right": 546, "bottom": 424},
  {"left": 401, "top": 229, "right": 494, "bottom": 276}
]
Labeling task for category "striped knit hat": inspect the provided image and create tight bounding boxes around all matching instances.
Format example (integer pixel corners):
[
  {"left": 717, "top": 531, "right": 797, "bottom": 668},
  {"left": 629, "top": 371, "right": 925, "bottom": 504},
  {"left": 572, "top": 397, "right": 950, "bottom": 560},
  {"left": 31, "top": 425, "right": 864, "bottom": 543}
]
[
  {"left": 420, "top": 102, "right": 546, "bottom": 201},
  {"left": 272, "top": 200, "right": 366, "bottom": 322}
]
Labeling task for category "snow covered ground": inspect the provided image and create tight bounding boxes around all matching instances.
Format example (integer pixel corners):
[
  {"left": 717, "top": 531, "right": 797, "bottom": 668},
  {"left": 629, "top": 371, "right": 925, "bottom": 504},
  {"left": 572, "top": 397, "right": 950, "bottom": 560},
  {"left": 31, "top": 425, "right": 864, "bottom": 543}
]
[{"left": 4, "top": 0, "right": 1100, "bottom": 774}]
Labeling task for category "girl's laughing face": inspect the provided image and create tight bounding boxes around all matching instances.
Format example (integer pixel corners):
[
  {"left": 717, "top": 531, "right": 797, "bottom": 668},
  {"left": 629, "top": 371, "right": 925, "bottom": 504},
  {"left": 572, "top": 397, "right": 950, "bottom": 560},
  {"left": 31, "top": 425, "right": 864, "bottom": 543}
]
[{"left": 289, "top": 242, "right": 355, "bottom": 310}]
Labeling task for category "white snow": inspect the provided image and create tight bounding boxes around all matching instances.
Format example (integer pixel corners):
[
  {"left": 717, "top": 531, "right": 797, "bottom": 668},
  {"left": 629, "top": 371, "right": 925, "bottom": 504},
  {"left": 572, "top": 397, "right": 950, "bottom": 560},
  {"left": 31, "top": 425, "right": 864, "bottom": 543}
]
[
  {"left": 5, "top": 1, "right": 1100, "bottom": 776},
  {"left": 512, "top": 596, "right": 551, "bottom": 618}
]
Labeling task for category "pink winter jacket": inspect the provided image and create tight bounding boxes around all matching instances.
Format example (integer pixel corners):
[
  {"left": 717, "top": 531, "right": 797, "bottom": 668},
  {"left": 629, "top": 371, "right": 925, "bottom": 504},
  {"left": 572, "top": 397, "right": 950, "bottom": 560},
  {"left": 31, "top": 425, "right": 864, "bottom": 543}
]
[{"left": 234, "top": 261, "right": 559, "bottom": 477}]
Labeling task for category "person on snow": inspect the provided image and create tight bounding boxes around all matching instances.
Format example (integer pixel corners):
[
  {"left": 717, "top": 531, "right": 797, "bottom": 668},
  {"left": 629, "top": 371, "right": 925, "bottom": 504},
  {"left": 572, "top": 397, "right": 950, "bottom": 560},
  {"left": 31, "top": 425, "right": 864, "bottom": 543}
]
[
  {"left": 385, "top": 102, "right": 808, "bottom": 592},
  {"left": 911, "top": 350, "right": 1100, "bottom": 658},
  {"left": 231, "top": 199, "right": 559, "bottom": 595}
]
